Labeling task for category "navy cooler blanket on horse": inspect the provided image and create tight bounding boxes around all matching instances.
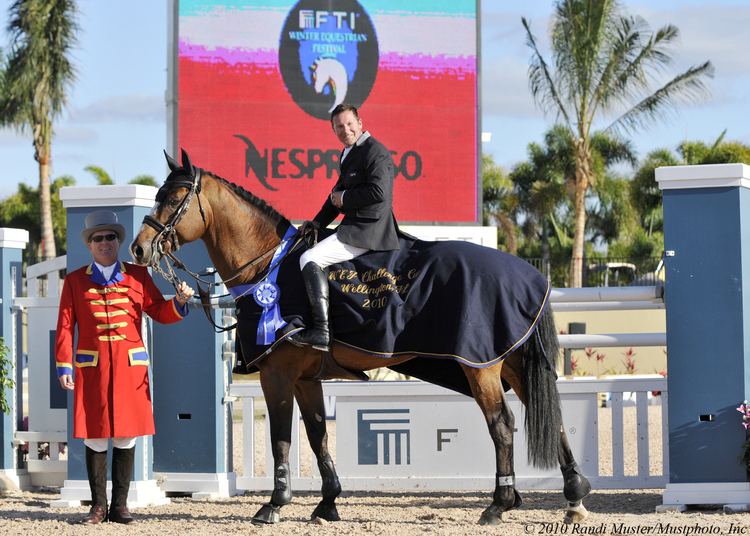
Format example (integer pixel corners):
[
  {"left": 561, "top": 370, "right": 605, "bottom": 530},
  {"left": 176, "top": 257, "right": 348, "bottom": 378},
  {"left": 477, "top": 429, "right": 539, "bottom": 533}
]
[{"left": 236, "top": 236, "right": 551, "bottom": 370}]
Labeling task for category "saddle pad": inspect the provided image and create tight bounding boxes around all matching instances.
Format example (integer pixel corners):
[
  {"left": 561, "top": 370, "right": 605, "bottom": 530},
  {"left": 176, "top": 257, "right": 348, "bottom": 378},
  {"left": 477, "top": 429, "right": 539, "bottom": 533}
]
[{"left": 235, "top": 236, "right": 550, "bottom": 371}]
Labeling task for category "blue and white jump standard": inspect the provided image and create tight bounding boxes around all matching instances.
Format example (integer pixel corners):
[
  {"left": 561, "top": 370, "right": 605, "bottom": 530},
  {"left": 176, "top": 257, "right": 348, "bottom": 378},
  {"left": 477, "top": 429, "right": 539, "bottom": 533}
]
[
  {"left": 657, "top": 163, "right": 750, "bottom": 512},
  {"left": 51, "top": 184, "right": 236, "bottom": 505},
  {"left": 0, "top": 228, "right": 29, "bottom": 489},
  {"left": 52, "top": 185, "right": 170, "bottom": 507}
]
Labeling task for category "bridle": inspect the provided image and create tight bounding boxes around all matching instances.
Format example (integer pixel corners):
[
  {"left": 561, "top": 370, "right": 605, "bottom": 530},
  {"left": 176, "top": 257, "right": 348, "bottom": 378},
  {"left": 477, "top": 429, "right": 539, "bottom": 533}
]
[
  {"left": 141, "top": 166, "right": 302, "bottom": 332},
  {"left": 143, "top": 167, "right": 205, "bottom": 263}
]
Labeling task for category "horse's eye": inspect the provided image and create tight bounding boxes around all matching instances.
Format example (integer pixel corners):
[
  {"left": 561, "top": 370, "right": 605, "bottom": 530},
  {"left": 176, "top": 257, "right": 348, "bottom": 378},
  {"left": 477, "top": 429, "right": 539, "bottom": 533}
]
[{"left": 168, "top": 198, "right": 179, "bottom": 208}]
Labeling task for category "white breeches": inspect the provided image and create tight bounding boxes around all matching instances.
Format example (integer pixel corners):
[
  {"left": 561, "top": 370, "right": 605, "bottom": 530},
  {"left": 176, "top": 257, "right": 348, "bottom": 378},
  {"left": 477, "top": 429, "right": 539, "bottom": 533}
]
[
  {"left": 299, "top": 232, "right": 368, "bottom": 269},
  {"left": 84, "top": 437, "right": 138, "bottom": 452}
]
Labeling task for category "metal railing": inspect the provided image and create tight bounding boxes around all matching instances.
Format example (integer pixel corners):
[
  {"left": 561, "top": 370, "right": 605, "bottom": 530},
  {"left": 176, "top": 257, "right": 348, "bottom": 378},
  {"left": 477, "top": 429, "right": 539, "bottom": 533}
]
[{"left": 524, "top": 256, "right": 663, "bottom": 288}]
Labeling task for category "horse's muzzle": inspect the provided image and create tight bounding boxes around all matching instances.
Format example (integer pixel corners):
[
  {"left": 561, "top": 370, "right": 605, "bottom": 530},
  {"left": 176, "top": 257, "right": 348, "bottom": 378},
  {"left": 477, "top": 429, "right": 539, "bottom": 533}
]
[{"left": 130, "top": 241, "right": 152, "bottom": 266}]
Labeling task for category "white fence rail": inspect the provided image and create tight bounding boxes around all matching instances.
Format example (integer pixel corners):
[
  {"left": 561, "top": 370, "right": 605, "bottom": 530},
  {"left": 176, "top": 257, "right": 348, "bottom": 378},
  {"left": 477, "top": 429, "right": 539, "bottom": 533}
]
[
  {"left": 552, "top": 285, "right": 666, "bottom": 348},
  {"left": 230, "top": 375, "right": 668, "bottom": 492},
  {"left": 13, "top": 255, "right": 68, "bottom": 487},
  {"left": 550, "top": 285, "right": 664, "bottom": 311}
]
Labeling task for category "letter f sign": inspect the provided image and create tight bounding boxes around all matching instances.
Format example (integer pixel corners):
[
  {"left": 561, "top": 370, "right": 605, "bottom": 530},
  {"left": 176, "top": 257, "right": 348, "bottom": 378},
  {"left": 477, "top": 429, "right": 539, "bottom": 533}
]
[{"left": 437, "top": 428, "right": 458, "bottom": 452}]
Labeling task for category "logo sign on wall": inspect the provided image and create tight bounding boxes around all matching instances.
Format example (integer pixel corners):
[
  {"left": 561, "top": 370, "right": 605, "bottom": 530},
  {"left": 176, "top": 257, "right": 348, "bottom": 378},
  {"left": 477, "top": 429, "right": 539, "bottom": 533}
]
[
  {"left": 279, "top": 0, "right": 379, "bottom": 120},
  {"left": 357, "top": 408, "right": 411, "bottom": 465},
  {"left": 176, "top": 1, "right": 478, "bottom": 222}
]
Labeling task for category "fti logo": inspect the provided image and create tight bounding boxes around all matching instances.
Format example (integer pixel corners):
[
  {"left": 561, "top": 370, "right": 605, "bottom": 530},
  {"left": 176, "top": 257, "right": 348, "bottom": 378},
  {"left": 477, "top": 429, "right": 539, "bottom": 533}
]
[
  {"left": 357, "top": 409, "right": 410, "bottom": 465},
  {"left": 279, "top": 0, "right": 379, "bottom": 120}
]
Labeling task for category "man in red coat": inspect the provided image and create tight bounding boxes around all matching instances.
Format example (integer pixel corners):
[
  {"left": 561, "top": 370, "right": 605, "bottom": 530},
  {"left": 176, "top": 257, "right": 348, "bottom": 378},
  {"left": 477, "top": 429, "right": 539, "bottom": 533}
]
[{"left": 56, "top": 210, "right": 194, "bottom": 524}]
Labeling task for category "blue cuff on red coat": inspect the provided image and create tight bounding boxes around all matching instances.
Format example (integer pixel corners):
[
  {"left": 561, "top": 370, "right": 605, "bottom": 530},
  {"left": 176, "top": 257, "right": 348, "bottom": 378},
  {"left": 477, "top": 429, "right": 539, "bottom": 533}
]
[
  {"left": 56, "top": 364, "right": 73, "bottom": 377},
  {"left": 174, "top": 298, "right": 189, "bottom": 317}
]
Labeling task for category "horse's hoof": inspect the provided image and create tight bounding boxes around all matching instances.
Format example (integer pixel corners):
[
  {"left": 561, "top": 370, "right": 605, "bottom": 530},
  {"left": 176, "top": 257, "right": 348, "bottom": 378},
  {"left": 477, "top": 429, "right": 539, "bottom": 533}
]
[
  {"left": 563, "top": 501, "right": 589, "bottom": 524},
  {"left": 252, "top": 503, "right": 282, "bottom": 525},
  {"left": 311, "top": 501, "right": 340, "bottom": 522},
  {"left": 563, "top": 469, "right": 592, "bottom": 502},
  {"left": 478, "top": 505, "right": 503, "bottom": 526}
]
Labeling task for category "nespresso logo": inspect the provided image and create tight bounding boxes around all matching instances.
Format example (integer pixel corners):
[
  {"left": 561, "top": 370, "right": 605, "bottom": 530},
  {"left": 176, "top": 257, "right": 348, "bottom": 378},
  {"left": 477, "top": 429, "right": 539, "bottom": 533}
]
[{"left": 235, "top": 134, "right": 422, "bottom": 191}]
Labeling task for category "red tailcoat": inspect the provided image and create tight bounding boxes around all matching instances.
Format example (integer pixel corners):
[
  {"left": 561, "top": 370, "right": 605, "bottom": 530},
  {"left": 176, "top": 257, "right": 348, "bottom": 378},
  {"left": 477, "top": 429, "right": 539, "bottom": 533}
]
[{"left": 55, "top": 261, "right": 186, "bottom": 438}]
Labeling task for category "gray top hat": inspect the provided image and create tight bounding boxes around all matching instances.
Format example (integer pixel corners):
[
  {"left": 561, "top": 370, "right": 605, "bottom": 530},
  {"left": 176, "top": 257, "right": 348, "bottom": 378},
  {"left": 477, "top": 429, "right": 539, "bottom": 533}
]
[{"left": 81, "top": 210, "right": 126, "bottom": 244}]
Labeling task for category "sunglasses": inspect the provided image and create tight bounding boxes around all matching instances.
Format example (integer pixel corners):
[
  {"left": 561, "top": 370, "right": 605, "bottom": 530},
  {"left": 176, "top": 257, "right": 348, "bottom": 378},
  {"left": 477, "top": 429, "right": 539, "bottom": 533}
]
[{"left": 90, "top": 233, "right": 118, "bottom": 243}]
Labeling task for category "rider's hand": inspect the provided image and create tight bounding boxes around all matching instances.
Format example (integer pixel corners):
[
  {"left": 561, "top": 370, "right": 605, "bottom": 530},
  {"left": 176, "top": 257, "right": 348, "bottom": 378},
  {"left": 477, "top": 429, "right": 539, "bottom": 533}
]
[
  {"left": 330, "top": 191, "right": 344, "bottom": 209},
  {"left": 299, "top": 220, "right": 320, "bottom": 248},
  {"left": 299, "top": 220, "right": 319, "bottom": 235}
]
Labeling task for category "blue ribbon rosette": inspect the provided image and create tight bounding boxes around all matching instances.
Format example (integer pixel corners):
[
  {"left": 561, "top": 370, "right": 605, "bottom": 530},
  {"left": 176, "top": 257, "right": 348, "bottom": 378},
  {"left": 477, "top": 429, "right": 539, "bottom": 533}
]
[
  {"left": 253, "top": 225, "right": 297, "bottom": 345},
  {"left": 230, "top": 225, "right": 297, "bottom": 345},
  {"left": 252, "top": 280, "right": 286, "bottom": 345}
]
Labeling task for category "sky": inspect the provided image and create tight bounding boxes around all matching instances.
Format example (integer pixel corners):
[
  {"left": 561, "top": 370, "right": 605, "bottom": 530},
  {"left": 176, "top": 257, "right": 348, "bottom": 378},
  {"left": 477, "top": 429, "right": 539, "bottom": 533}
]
[{"left": 0, "top": 0, "right": 748, "bottom": 200}]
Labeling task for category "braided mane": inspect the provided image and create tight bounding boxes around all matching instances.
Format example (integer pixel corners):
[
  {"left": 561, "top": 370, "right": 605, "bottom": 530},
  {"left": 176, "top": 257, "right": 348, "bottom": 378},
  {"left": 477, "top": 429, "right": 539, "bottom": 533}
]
[{"left": 205, "top": 171, "right": 288, "bottom": 225}]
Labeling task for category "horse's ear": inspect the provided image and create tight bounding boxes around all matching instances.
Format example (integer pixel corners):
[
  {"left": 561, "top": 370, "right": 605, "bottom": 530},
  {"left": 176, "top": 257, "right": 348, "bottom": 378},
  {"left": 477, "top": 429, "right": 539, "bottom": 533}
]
[
  {"left": 181, "top": 149, "right": 193, "bottom": 174},
  {"left": 164, "top": 150, "right": 179, "bottom": 172}
]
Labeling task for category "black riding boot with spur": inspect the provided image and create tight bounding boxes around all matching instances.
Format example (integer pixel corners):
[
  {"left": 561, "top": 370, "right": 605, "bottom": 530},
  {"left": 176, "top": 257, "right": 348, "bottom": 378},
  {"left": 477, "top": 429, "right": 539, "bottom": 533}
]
[
  {"left": 81, "top": 447, "right": 108, "bottom": 524},
  {"left": 287, "top": 262, "right": 330, "bottom": 351},
  {"left": 109, "top": 447, "right": 136, "bottom": 524}
]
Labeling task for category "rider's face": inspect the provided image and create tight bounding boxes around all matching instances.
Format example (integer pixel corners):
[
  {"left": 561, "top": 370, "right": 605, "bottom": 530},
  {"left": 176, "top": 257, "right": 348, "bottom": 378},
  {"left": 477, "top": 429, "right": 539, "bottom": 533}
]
[{"left": 332, "top": 110, "right": 363, "bottom": 148}]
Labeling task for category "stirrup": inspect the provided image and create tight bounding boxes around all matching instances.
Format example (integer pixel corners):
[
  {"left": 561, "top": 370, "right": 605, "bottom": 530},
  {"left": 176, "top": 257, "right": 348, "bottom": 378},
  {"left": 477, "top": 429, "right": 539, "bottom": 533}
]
[{"left": 286, "top": 329, "right": 329, "bottom": 351}]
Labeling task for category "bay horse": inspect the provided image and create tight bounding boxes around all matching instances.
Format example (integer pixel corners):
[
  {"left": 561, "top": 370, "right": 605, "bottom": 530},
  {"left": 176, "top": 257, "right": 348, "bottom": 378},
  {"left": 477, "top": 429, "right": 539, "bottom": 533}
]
[{"left": 130, "top": 150, "right": 592, "bottom": 526}]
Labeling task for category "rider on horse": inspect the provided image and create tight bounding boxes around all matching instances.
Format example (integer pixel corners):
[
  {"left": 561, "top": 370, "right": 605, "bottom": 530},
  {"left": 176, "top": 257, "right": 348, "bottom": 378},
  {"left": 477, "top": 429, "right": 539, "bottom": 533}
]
[{"left": 289, "top": 104, "right": 401, "bottom": 352}]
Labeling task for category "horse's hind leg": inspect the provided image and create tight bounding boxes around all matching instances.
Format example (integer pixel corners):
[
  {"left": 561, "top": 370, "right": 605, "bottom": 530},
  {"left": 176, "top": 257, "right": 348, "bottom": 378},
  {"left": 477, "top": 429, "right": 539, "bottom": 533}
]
[
  {"left": 461, "top": 362, "right": 522, "bottom": 526},
  {"left": 294, "top": 379, "right": 342, "bottom": 521},
  {"left": 558, "top": 428, "right": 591, "bottom": 523},
  {"left": 501, "top": 353, "right": 591, "bottom": 523}
]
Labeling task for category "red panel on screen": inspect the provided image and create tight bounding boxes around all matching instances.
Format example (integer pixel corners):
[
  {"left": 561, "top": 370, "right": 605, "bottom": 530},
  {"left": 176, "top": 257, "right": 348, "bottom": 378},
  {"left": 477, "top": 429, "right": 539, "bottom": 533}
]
[{"left": 177, "top": 1, "right": 478, "bottom": 223}]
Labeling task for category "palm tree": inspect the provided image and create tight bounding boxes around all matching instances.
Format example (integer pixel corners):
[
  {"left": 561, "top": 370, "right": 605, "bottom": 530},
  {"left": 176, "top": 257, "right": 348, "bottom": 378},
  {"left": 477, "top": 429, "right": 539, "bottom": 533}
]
[
  {"left": 83, "top": 165, "right": 159, "bottom": 187},
  {"left": 84, "top": 165, "right": 114, "bottom": 185},
  {"left": 522, "top": 0, "right": 713, "bottom": 286},
  {"left": 510, "top": 126, "right": 570, "bottom": 271},
  {"left": 629, "top": 133, "right": 750, "bottom": 241},
  {"left": 0, "top": 175, "right": 75, "bottom": 264},
  {"left": 129, "top": 175, "right": 158, "bottom": 187},
  {"left": 511, "top": 125, "right": 635, "bottom": 284},
  {"left": 0, "top": 0, "right": 78, "bottom": 260},
  {"left": 481, "top": 154, "right": 519, "bottom": 253}
]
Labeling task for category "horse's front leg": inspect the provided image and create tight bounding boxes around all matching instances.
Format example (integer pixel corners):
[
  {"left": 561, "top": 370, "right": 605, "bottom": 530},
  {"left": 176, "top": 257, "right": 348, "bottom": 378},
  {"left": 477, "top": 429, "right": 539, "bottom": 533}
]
[
  {"left": 252, "top": 366, "right": 296, "bottom": 524},
  {"left": 294, "top": 379, "right": 342, "bottom": 521}
]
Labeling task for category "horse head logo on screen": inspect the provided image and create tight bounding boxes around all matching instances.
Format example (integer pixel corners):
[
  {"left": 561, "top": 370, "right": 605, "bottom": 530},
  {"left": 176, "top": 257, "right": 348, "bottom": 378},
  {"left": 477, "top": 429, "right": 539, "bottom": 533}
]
[
  {"left": 279, "top": 0, "right": 379, "bottom": 120},
  {"left": 311, "top": 58, "right": 348, "bottom": 113}
]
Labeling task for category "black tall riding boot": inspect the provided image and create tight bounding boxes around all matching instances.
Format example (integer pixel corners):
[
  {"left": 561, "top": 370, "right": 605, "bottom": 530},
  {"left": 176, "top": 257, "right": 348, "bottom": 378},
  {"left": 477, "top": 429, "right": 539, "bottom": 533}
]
[
  {"left": 81, "top": 447, "right": 108, "bottom": 524},
  {"left": 287, "top": 262, "right": 330, "bottom": 351},
  {"left": 109, "top": 447, "right": 135, "bottom": 524}
]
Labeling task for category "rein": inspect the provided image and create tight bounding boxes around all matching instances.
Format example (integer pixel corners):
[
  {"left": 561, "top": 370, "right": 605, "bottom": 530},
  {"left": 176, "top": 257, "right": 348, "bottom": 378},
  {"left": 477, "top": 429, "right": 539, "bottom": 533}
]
[{"left": 143, "top": 167, "right": 304, "bottom": 333}]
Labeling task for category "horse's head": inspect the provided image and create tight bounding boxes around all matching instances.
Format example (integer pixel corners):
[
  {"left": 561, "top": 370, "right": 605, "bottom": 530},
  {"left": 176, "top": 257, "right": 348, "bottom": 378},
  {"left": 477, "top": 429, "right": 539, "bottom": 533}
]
[{"left": 130, "top": 149, "right": 209, "bottom": 266}]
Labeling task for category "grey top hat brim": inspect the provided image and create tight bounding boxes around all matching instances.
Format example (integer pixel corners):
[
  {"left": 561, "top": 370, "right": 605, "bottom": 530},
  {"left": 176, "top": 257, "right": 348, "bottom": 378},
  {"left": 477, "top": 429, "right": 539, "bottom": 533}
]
[{"left": 81, "top": 223, "right": 126, "bottom": 244}]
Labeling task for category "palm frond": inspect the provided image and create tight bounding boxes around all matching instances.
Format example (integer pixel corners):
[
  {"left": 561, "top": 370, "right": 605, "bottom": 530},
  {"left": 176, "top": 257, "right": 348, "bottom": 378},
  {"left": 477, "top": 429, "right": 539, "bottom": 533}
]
[
  {"left": 522, "top": 16, "right": 572, "bottom": 127},
  {"left": 606, "top": 61, "right": 714, "bottom": 134}
]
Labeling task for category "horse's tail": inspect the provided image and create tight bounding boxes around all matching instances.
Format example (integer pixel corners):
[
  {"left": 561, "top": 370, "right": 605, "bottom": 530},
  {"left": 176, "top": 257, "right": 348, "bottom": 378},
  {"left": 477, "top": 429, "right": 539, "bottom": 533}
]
[{"left": 521, "top": 306, "right": 562, "bottom": 469}]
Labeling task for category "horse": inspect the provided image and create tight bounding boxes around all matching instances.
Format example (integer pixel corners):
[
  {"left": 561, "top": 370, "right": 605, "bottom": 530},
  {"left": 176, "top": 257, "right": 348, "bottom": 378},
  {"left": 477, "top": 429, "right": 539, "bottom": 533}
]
[
  {"left": 130, "top": 150, "right": 592, "bottom": 526},
  {"left": 311, "top": 57, "right": 348, "bottom": 113}
]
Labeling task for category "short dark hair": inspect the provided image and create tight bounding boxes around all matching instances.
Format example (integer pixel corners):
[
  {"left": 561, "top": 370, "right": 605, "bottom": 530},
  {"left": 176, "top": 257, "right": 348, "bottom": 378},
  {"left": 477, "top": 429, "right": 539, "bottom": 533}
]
[{"left": 330, "top": 103, "right": 359, "bottom": 125}]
